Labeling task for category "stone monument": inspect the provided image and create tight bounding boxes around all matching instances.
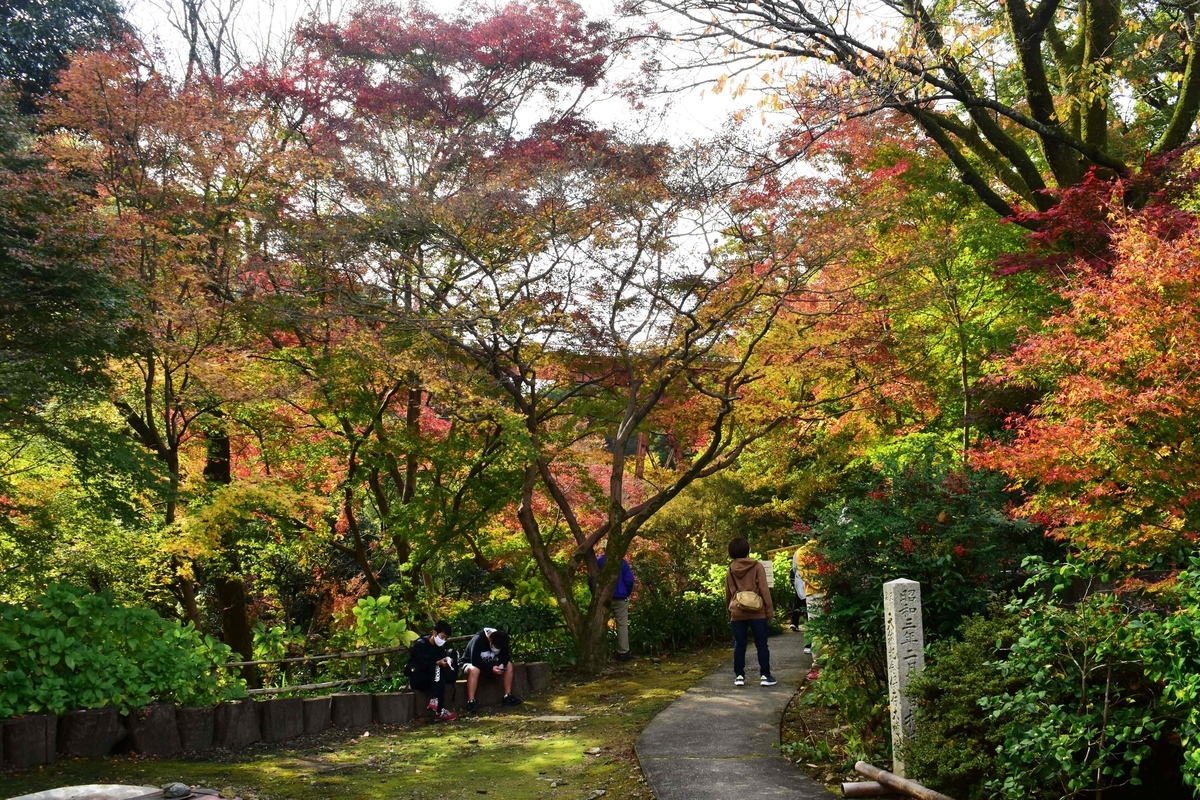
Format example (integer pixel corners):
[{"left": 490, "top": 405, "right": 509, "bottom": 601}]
[{"left": 883, "top": 577, "right": 924, "bottom": 777}]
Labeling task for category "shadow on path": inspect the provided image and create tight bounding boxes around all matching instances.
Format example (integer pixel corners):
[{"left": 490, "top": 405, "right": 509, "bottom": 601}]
[{"left": 635, "top": 629, "right": 834, "bottom": 799}]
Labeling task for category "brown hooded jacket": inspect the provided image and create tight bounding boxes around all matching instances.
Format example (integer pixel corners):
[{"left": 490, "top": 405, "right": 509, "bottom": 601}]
[{"left": 725, "top": 558, "right": 774, "bottom": 622}]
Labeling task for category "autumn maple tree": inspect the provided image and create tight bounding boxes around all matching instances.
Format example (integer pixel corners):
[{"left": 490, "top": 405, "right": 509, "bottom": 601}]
[
  {"left": 979, "top": 207, "right": 1200, "bottom": 565},
  {"left": 46, "top": 41, "right": 304, "bottom": 660},
  {"left": 636, "top": 0, "right": 1200, "bottom": 219}
]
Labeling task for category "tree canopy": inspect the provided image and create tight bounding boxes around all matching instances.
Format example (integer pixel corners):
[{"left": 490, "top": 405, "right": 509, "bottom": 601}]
[{"left": 639, "top": 0, "right": 1200, "bottom": 219}]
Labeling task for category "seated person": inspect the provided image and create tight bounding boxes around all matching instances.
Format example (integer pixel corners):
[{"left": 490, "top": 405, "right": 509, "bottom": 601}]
[
  {"left": 460, "top": 627, "right": 522, "bottom": 711},
  {"left": 406, "top": 620, "right": 458, "bottom": 722}
]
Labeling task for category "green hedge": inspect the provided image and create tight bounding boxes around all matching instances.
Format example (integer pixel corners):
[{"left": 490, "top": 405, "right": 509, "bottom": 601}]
[
  {"left": 628, "top": 591, "right": 731, "bottom": 656},
  {"left": 0, "top": 584, "right": 245, "bottom": 717}
]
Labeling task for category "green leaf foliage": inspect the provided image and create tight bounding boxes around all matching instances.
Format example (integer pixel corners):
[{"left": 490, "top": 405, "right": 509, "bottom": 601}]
[
  {"left": 979, "top": 557, "right": 1200, "bottom": 798},
  {"left": 0, "top": 584, "right": 245, "bottom": 717},
  {"left": 902, "top": 609, "right": 1026, "bottom": 800}
]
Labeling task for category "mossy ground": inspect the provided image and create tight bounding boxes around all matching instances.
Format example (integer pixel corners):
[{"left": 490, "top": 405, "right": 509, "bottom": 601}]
[{"left": 3, "top": 647, "right": 728, "bottom": 800}]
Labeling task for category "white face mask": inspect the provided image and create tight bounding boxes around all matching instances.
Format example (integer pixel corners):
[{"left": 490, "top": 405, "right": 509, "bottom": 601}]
[{"left": 433, "top": 635, "right": 446, "bottom": 647}]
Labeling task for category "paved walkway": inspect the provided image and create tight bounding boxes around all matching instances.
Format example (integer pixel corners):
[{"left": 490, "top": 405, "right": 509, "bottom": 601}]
[{"left": 635, "top": 629, "right": 834, "bottom": 799}]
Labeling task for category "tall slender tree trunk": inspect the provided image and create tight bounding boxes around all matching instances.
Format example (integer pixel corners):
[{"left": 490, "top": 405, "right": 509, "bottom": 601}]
[
  {"left": 165, "top": 450, "right": 205, "bottom": 628},
  {"left": 205, "top": 426, "right": 258, "bottom": 686}
]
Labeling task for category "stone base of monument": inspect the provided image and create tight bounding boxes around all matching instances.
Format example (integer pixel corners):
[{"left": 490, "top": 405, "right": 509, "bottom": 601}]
[
  {"left": 125, "top": 704, "right": 181, "bottom": 757},
  {"left": 302, "top": 696, "right": 331, "bottom": 735},
  {"left": 373, "top": 693, "right": 415, "bottom": 725},
  {"left": 330, "top": 693, "right": 372, "bottom": 729},
  {"left": 175, "top": 706, "right": 214, "bottom": 751},
  {"left": 213, "top": 700, "right": 260, "bottom": 749},
  {"left": 258, "top": 697, "right": 303, "bottom": 743},
  {"left": 2, "top": 714, "right": 57, "bottom": 769},
  {"left": 58, "top": 708, "right": 125, "bottom": 758}
]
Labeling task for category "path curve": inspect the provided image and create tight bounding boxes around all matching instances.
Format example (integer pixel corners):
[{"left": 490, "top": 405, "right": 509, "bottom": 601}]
[{"left": 635, "top": 629, "right": 834, "bottom": 799}]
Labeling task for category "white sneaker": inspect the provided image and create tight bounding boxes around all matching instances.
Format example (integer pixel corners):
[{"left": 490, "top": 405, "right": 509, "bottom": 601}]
[
  {"left": 803, "top": 646, "right": 811, "bottom": 654},
  {"left": 734, "top": 675, "right": 745, "bottom": 686},
  {"left": 760, "top": 675, "right": 777, "bottom": 686}
]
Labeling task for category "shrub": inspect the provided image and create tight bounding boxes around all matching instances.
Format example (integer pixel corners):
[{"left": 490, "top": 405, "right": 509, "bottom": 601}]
[
  {"left": 627, "top": 590, "right": 730, "bottom": 656},
  {"left": 802, "top": 449, "right": 1052, "bottom": 757},
  {"left": 902, "top": 609, "right": 1025, "bottom": 800},
  {"left": 980, "top": 557, "right": 1197, "bottom": 799},
  {"left": 0, "top": 584, "right": 245, "bottom": 716},
  {"left": 448, "top": 599, "right": 574, "bottom": 665}
]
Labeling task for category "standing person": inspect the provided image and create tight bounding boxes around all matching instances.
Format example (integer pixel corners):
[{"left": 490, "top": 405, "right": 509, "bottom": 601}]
[
  {"left": 595, "top": 553, "right": 635, "bottom": 662},
  {"left": 405, "top": 621, "right": 458, "bottom": 722},
  {"left": 725, "top": 537, "right": 776, "bottom": 687},
  {"left": 460, "top": 627, "right": 522, "bottom": 711},
  {"left": 790, "top": 546, "right": 811, "bottom": 655},
  {"left": 795, "top": 540, "right": 824, "bottom": 676}
]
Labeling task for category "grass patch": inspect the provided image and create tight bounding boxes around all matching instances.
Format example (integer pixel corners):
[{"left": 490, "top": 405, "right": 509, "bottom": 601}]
[{"left": 4, "top": 648, "right": 728, "bottom": 800}]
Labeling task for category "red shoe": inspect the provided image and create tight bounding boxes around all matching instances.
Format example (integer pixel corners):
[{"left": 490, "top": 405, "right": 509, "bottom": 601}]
[{"left": 435, "top": 707, "right": 458, "bottom": 722}]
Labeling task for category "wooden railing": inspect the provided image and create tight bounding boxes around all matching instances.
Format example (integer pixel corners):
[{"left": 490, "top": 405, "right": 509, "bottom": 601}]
[{"left": 220, "top": 629, "right": 569, "bottom": 696}]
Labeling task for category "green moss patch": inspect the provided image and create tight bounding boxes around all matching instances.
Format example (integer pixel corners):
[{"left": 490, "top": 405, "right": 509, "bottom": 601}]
[{"left": 4, "top": 648, "right": 728, "bottom": 800}]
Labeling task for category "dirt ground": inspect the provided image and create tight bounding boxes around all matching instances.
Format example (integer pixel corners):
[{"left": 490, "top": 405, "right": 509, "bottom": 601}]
[
  {"left": 779, "top": 681, "right": 890, "bottom": 798},
  {"left": 3, "top": 647, "right": 729, "bottom": 800}
]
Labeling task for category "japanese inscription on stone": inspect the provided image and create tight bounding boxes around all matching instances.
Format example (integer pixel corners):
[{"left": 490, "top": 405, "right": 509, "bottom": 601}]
[{"left": 883, "top": 577, "right": 924, "bottom": 778}]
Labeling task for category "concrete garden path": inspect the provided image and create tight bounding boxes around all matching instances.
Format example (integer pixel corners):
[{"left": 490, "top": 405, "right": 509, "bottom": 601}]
[{"left": 635, "top": 629, "right": 834, "bottom": 799}]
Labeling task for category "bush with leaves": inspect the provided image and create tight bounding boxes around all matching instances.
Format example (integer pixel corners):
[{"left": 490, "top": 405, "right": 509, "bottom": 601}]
[
  {"left": 627, "top": 590, "right": 731, "bottom": 656},
  {"left": 0, "top": 584, "right": 244, "bottom": 716},
  {"left": 979, "top": 557, "right": 1200, "bottom": 799},
  {"left": 804, "top": 445, "right": 1052, "bottom": 755},
  {"left": 448, "top": 598, "right": 574, "bottom": 665},
  {"left": 902, "top": 609, "right": 1026, "bottom": 800}
]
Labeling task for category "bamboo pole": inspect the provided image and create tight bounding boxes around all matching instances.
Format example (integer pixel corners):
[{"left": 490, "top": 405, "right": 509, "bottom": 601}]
[
  {"left": 854, "top": 762, "right": 956, "bottom": 800},
  {"left": 841, "top": 780, "right": 897, "bottom": 797}
]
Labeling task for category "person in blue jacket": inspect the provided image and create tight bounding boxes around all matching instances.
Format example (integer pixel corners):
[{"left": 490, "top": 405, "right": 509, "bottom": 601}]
[{"left": 596, "top": 553, "right": 635, "bottom": 661}]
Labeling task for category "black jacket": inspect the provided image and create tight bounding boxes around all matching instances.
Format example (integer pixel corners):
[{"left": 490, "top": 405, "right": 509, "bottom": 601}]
[
  {"left": 462, "top": 628, "right": 510, "bottom": 671},
  {"left": 407, "top": 634, "right": 451, "bottom": 679}
]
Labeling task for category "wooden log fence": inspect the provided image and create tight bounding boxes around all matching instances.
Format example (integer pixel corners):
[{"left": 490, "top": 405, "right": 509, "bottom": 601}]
[{"left": 219, "top": 629, "right": 567, "bottom": 696}]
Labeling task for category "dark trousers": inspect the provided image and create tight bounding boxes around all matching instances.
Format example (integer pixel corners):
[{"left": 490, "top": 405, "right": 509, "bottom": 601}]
[
  {"left": 791, "top": 593, "right": 807, "bottom": 628},
  {"left": 410, "top": 665, "right": 455, "bottom": 710},
  {"left": 731, "top": 618, "right": 771, "bottom": 677}
]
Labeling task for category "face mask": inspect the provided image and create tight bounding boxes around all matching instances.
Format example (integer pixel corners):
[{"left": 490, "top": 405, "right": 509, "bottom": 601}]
[{"left": 433, "top": 635, "right": 446, "bottom": 647}]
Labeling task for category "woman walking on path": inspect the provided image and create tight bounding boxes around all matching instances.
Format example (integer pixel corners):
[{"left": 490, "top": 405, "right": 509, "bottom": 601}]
[{"left": 725, "top": 537, "right": 776, "bottom": 687}]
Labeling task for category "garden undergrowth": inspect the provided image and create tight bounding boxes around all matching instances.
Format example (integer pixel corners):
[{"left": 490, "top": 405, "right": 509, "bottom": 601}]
[
  {"left": 3, "top": 647, "right": 728, "bottom": 800},
  {"left": 779, "top": 678, "right": 886, "bottom": 795}
]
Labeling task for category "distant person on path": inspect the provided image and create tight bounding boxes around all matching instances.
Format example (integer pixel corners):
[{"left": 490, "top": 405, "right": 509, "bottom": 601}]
[
  {"left": 406, "top": 620, "right": 458, "bottom": 721},
  {"left": 460, "top": 627, "right": 522, "bottom": 711},
  {"left": 795, "top": 540, "right": 825, "bottom": 677},
  {"left": 595, "top": 553, "right": 635, "bottom": 662},
  {"left": 725, "top": 537, "right": 776, "bottom": 687},
  {"left": 789, "top": 547, "right": 808, "bottom": 646}
]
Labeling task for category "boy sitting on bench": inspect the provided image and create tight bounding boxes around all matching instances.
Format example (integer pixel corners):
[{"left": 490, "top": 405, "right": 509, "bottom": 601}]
[{"left": 460, "top": 627, "right": 522, "bottom": 712}]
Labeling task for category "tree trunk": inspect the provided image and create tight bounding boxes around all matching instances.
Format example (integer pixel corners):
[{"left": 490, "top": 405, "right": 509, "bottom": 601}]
[
  {"left": 205, "top": 425, "right": 259, "bottom": 686},
  {"left": 215, "top": 575, "right": 257, "bottom": 686},
  {"left": 572, "top": 605, "right": 611, "bottom": 675}
]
